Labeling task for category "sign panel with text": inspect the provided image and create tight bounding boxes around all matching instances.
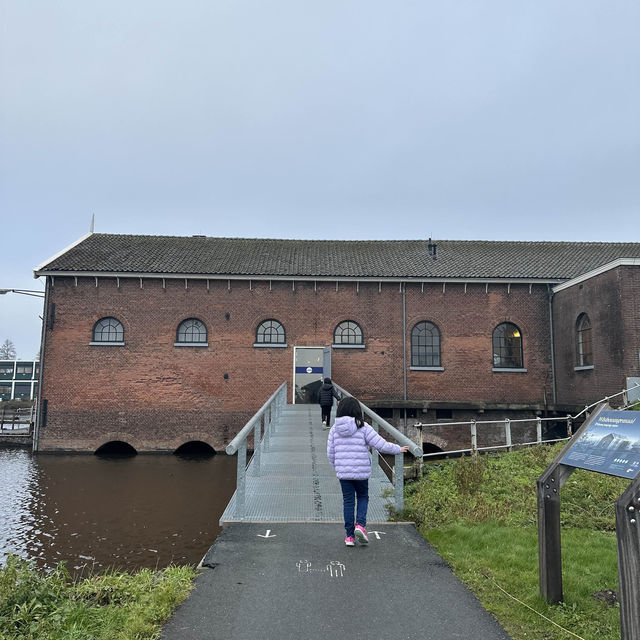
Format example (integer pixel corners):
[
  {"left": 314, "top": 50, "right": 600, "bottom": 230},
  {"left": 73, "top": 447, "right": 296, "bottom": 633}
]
[{"left": 561, "top": 410, "right": 640, "bottom": 478}]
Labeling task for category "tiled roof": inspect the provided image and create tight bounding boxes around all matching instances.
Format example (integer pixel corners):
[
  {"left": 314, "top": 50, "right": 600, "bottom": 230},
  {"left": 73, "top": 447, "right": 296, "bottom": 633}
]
[{"left": 35, "top": 233, "right": 640, "bottom": 280}]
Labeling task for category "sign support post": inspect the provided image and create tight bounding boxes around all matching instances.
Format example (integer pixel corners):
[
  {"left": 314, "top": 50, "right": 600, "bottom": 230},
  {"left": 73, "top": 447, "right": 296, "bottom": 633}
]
[
  {"left": 538, "top": 402, "right": 640, "bottom": 638},
  {"left": 616, "top": 475, "right": 640, "bottom": 640},
  {"left": 535, "top": 404, "right": 605, "bottom": 603}
]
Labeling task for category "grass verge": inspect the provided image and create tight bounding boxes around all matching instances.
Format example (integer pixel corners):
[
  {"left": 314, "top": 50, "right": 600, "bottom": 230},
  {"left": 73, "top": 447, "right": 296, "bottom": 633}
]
[
  {"left": 0, "top": 555, "right": 196, "bottom": 640},
  {"left": 403, "top": 444, "right": 625, "bottom": 640}
]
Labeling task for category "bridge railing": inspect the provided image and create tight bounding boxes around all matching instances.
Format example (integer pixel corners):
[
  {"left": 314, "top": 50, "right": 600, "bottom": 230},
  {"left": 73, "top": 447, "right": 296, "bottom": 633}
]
[
  {"left": 0, "top": 405, "right": 35, "bottom": 433},
  {"left": 225, "top": 382, "right": 287, "bottom": 519},
  {"left": 416, "top": 383, "right": 640, "bottom": 459},
  {"left": 333, "top": 383, "right": 423, "bottom": 512}
]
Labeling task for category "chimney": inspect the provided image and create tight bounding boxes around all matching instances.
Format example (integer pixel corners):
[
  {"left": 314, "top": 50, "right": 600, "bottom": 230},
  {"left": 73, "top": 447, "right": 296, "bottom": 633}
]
[{"left": 427, "top": 238, "right": 437, "bottom": 260}]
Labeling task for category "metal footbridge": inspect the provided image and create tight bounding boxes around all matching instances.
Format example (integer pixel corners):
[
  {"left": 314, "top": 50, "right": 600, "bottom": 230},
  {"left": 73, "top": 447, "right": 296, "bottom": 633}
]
[
  {"left": 162, "top": 382, "right": 513, "bottom": 640},
  {"left": 220, "top": 381, "right": 422, "bottom": 525}
]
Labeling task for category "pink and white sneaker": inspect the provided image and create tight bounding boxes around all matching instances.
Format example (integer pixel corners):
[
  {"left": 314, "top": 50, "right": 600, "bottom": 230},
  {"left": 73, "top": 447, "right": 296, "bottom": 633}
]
[
  {"left": 354, "top": 525, "right": 369, "bottom": 544},
  {"left": 344, "top": 536, "right": 355, "bottom": 547}
]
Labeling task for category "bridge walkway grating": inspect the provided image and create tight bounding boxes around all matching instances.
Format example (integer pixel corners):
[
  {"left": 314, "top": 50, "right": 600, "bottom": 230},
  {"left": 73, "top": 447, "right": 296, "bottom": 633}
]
[{"left": 219, "top": 404, "right": 397, "bottom": 524}]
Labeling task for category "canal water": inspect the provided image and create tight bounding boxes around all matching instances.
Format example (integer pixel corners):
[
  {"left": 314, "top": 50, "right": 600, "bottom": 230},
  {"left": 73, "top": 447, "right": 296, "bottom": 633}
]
[{"left": 0, "top": 448, "right": 237, "bottom": 573}]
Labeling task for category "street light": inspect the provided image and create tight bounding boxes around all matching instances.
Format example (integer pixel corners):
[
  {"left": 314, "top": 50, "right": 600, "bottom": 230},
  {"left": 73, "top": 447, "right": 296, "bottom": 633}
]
[{"left": 0, "top": 289, "right": 45, "bottom": 298}]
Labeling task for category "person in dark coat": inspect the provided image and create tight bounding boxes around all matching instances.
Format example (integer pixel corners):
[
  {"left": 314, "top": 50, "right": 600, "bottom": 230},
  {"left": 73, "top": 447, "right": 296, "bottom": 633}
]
[{"left": 318, "top": 377, "right": 339, "bottom": 429}]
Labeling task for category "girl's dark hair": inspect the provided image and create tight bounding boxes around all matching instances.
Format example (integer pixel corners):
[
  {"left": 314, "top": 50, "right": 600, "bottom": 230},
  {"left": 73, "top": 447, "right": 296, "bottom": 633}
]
[
  {"left": 336, "top": 396, "right": 364, "bottom": 429},
  {"left": 324, "top": 377, "right": 331, "bottom": 384}
]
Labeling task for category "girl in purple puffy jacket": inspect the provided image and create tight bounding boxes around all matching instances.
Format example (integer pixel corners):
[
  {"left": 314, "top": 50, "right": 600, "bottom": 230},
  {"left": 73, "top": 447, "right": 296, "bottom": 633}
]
[{"left": 327, "top": 396, "right": 409, "bottom": 547}]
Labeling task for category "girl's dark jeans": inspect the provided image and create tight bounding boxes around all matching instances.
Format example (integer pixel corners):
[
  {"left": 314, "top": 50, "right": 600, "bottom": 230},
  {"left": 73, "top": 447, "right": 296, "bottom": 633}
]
[
  {"left": 320, "top": 404, "right": 332, "bottom": 425},
  {"left": 339, "top": 478, "right": 369, "bottom": 537}
]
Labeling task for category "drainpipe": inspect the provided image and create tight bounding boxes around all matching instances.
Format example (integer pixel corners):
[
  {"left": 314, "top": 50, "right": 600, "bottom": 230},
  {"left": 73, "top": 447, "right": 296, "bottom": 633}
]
[
  {"left": 33, "top": 276, "right": 50, "bottom": 452},
  {"left": 547, "top": 284, "right": 557, "bottom": 406},
  {"left": 402, "top": 282, "right": 407, "bottom": 430}
]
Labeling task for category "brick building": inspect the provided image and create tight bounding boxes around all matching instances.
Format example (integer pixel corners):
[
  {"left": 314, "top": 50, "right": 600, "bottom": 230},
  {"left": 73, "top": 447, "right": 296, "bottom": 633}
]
[{"left": 32, "top": 233, "right": 640, "bottom": 453}]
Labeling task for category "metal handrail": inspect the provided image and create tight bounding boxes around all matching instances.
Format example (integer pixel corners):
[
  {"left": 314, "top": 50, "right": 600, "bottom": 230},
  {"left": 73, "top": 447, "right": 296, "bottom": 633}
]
[
  {"left": 0, "top": 405, "right": 35, "bottom": 433},
  {"left": 332, "top": 382, "right": 422, "bottom": 513},
  {"left": 332, "top": 383, "right": 423, "bottom": 457},
  {"left": 226, "top": 381, "right": 287, "bottom": 519},
  {"left": 572, "top": 383, "right": 639, "bottom": 420},
  {"left": 416, "top": 382, "right": 640, "bottom": 459},
  {"left": 226, "top": 381, "right": 287, "bottom": 454}
]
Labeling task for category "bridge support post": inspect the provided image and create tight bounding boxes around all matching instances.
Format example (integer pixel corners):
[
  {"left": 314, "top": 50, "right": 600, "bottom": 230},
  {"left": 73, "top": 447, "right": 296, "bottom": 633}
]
[
  {"left": 263, "top": 408, "right": 271, "bottom": 452},
  {"left": 252, "top": 420, "right": 261, "bottom": 476},
  {"left": 235, "top": 440, "right": 246, "bottom": 519},
  {"left": 371, "top": 420, "right": 380, "bottom": 477},
  {"left": 394, "top": 453, "right": 404, "bottom": 512}
]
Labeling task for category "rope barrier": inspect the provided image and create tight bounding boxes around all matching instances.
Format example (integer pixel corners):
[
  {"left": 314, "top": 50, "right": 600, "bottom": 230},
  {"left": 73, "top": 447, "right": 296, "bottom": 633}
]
[{"left": 480, "top": 570, "right": 587, "bottom": 640}]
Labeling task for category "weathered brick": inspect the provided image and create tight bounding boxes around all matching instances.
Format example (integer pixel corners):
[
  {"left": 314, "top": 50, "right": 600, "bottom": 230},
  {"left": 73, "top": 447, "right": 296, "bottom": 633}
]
[{"left": 38, "top": 276, "right": 561, "bottom": 452}]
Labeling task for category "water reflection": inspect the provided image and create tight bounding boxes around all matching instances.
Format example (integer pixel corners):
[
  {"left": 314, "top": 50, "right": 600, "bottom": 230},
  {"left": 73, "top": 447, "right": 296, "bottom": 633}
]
[{"left": 0, "top": 449, "right": 236, "bottom": 572}]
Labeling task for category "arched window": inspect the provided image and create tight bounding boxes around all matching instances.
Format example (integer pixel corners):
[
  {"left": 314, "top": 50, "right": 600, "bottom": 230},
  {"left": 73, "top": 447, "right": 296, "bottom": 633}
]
[
  {"left": 92, "top": 317, "right": 124, "bottom": 343},
  {"left": 333, "top": 321, "right": 364, "bottom": 346},
  {"left": 411, "top": 321, "right": 441, "bottom": 367},
  {"left": 492, "top": 323, "right": 523, "bottom": 369},
  {"left": 255, "top": 319, "right": 286, "bottom": 345},
  {"left": 576, "top": 313, "right": 592, "bottom": 367},
  {"left": 176, "top": 318, "right": 207, "bottom": 344}
]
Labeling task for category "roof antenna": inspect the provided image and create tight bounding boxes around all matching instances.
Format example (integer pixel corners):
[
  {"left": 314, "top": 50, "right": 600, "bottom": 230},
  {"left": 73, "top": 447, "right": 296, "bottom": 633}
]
[{"left": 89, "top": 213, "right": 95, "bottom": 233}]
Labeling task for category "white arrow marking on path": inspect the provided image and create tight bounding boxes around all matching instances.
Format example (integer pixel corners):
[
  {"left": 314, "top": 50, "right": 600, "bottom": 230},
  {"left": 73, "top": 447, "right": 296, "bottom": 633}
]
[
  {"left": 368, "top": 531, "right": 386, "bottom": 540},
  {"left": 257, "top": 530, "right": 277, "bottom": 538}
]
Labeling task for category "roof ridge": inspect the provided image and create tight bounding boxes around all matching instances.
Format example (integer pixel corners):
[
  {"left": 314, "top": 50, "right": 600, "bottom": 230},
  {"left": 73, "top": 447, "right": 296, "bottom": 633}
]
[{"left": 88, "top": 233, "right": 640, "bottom": 245}]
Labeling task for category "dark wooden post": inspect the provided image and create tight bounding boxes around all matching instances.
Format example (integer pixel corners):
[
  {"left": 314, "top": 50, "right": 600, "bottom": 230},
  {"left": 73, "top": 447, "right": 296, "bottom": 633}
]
[
  {"left": 537, "top": 462, "right": 575, "bottom": 603},
  {"left": 616, "top": 475, "right": 640, "bottom": 640},
  {"left": 537, "top": 403, "right": 608, "bottom": 603}
]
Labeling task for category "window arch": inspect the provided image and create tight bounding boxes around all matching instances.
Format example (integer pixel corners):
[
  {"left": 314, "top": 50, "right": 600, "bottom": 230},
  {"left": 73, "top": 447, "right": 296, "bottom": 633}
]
[
  {"left": 92, "top": 317, "right": 124, "bottom": 343},
  {"left": 492, "top": 322, "right": 523, "bottom": 369},
  {"left": 255, "top": 319, "right": 286, "bottom": 345},
  {"left": 333, "top": 320, "right": 363, "bottom": 346},
  {"left": 411, "top": 321, "right": 441, "bottom": 367},
  {"left": 176, "top": 318, "right": 207, "bottom": 344},
  {"left": 576, "top": 313, "right": 592, "bottom": 367}
]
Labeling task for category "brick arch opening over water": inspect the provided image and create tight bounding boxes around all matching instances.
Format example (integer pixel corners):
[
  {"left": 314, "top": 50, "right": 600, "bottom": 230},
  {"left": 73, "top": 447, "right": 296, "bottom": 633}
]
[
  {"left": 164, "top": 432, "right": 218, "bottom": 453},
  {"left": 422, "top": 434, "right": 448, "bottom": 457},
  {"left": 174, "top": 441, "right": 216, "bottom": 456},
  {"left": 422, "top": 434, "right": 447, "bottom": 449},
  {"left": 94, "top": 440, "right": 137, "bottom": 455}
]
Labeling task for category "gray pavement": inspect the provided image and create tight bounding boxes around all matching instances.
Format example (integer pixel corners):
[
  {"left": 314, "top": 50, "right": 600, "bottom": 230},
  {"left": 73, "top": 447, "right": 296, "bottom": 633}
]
[{"left": 161, "top": 523, "right": 511, "bottom": 640}]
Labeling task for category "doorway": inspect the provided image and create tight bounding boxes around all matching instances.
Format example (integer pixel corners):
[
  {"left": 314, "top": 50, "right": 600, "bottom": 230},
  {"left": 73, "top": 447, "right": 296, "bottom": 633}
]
[{"left": 293, "top": 347, "right": 326, "bottom": 404}]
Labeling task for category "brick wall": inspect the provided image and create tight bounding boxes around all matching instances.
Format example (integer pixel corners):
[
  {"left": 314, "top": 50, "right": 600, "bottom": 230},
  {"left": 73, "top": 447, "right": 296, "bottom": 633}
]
[
  {"left": 39, "top": 276, "right": 554, "bottom": 452},
  {"left": 404, "top": 283, "right": 552, "bottom": 406},
  {"left": 553, "top": 265, "right": 640, "bottom": 407}
]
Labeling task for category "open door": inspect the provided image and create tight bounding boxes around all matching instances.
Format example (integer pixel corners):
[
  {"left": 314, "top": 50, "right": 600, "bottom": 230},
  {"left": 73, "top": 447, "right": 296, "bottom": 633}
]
[
  {"left": 294, "top": 347, "right": 324, "bottom": 404},
  {"left": 322, "top": 346, "right": 331, "bottom": 379}
]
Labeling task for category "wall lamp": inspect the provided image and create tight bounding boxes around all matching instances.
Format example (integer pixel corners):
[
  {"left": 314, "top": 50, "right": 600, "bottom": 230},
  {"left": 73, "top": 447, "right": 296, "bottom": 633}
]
[{"left": 0, "top": 289, "right": 45, "bottom": 298}]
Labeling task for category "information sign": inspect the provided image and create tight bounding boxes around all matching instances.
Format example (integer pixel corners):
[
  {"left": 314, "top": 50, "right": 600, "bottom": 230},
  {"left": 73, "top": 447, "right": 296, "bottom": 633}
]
[{"left": 561, "top": 410, "right": 640, "bottom": 478}]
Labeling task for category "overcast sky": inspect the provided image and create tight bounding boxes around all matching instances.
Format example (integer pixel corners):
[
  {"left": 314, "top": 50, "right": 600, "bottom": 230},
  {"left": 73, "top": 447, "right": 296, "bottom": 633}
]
[{"left": 1, "top": 1, "right": 639, "bottom": 359}]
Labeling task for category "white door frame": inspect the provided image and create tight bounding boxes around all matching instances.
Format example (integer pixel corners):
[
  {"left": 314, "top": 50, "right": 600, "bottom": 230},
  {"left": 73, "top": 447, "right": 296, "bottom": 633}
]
[{"left": 293, "top": 346, "right": 325, "bottom": 404}]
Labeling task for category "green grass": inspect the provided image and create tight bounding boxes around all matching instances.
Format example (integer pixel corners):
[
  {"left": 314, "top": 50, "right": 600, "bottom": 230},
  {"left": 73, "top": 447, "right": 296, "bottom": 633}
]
[
  {"left": 403, "top": 445, "right": 626, "bottom": 640},
  {"left": 0, "top": 555, "right": 196, "bottom": 640}
]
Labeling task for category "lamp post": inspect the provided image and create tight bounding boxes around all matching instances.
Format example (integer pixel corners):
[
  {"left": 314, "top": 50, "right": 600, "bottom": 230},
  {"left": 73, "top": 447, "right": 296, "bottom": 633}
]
[
  {"left": 0, "top": 287, "right": 47, "bottom": 452},
  {"left": 0, "top": 289, "right": 45, "bottom": 298}
]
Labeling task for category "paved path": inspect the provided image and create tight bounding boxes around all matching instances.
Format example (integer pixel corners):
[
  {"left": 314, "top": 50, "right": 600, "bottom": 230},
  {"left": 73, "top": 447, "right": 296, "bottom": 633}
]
[{"left": 161, "top": 523, "right": 511, "bottom": 640}]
